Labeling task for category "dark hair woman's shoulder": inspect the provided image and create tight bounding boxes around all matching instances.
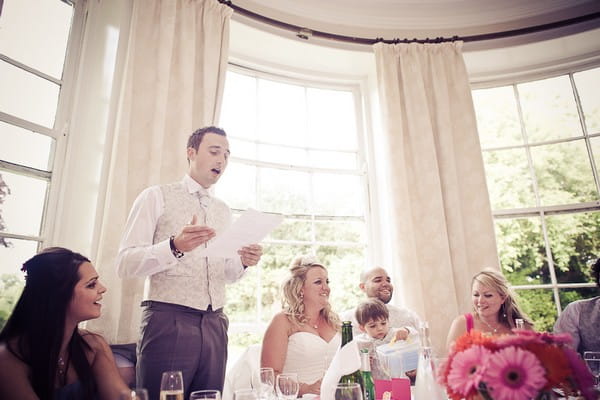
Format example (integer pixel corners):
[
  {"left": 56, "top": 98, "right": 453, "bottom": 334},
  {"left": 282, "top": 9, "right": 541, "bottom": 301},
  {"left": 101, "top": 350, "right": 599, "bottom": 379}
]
[{"left": 79, "top": 329, "right": 110, "bottom": 352}]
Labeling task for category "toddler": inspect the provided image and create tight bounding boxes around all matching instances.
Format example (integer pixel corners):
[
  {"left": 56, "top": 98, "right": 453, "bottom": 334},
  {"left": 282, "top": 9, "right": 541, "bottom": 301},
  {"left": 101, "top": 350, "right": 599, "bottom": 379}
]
[{"left": 355, "top": 298, "right": 416, "bottom": 381}]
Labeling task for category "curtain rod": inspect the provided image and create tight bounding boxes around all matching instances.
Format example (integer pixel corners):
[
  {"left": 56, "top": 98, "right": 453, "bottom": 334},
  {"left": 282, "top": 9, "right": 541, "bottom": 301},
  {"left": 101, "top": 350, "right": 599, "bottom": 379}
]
[{"left": 218, "top": 0, "right": 600, "bottom": 45}]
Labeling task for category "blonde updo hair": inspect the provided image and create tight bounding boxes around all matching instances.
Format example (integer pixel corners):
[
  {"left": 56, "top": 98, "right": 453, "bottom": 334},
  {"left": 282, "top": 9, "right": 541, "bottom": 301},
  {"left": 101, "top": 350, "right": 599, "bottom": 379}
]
[
  {"left": 472, "top": 269, "right": 534, "bottom": 329},
  {"left": 281, "top": 254, "right": 341, "bottom": 330}
]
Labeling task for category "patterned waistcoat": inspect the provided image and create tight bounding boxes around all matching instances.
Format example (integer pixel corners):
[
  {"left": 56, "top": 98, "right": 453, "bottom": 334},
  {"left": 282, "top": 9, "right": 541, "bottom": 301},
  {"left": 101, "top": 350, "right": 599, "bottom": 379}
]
[{"left": 146, "top": 182, "right": 231, "bottom": 310}]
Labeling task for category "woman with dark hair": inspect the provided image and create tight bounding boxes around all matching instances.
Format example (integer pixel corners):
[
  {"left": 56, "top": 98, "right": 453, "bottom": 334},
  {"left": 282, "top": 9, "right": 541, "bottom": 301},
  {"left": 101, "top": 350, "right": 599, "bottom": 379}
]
[
  {"left": 0, "top": 247, "right": 129, "bottom": 400},
  {"left": 446, "top": 269, "right": 534, "bottom": 351},
  {"left": 261, "top": 255, "right": 341, "bottom": 396},
  {"left": 554, "top": 258, "right": 600, "bottom": 355}
]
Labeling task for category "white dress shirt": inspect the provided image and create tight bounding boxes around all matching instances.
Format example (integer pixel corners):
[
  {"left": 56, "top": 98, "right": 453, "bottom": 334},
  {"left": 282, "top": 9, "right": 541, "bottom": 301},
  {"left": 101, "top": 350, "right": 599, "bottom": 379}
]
[{"left": 116, "top": 174, "right": 244, "bottom": 280}]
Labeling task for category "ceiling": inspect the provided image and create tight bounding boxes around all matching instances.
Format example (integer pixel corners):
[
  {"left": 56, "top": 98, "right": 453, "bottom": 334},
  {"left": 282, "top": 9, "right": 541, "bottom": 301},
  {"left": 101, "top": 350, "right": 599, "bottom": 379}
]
[{"left": 229, "top": 0, "right": 600, "bottom": 49}]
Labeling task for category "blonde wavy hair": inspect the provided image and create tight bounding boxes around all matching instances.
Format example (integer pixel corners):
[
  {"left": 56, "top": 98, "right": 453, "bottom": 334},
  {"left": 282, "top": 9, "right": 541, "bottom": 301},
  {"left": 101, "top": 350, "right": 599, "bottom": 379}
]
[
  {"left": 472, "top": 269, "right": 534, "bottom": 329},
  {"left": 281, "top": 255, "right": 341, "bottom": 330}
]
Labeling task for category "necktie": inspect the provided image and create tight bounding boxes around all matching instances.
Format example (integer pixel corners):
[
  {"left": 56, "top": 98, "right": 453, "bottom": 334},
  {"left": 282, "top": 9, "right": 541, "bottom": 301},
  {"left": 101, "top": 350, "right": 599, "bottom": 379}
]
[{"left": 197, "top": 191, "right": 210, "bottom": 210}]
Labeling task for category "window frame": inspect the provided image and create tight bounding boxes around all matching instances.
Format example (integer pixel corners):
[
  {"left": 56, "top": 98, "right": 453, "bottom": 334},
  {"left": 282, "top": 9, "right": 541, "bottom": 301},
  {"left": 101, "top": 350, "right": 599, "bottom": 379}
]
[
  {"left": 0, "top": 0, "right": 87, "bottom": 251},
  {"left": 219, "top": 62, "right": 375, "bottom": 336},
  {"left": 474, "top": 66, "right": 600, "bottom": 319}
]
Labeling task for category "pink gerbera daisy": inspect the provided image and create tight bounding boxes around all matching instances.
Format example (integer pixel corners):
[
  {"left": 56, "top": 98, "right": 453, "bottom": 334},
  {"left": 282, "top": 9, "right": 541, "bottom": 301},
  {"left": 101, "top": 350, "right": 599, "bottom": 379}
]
[
  {"left": 483, "top": 346, "right": 547, "bottom": 400},
  {"left": 447, "top": 345, "right": 491, "bottom": 397}
]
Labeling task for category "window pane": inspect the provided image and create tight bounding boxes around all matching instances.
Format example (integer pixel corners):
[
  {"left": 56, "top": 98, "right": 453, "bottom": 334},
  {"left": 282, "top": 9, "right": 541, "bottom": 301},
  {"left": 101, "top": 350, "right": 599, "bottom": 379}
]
[
  {"left": 0, "top": 238, "right": 35, "bottom": 329},
  {"left": 313, "top": 173, "right": 363, "bottom": 216},
  {"left": 0, "top": 171, "right": 48, "bottom": 237},
  {"left": 573, "top": 67, "right": 600, "bottom": 134},
  {"left": 215, "top": 162, "right": 256, "bottom": 210},
  {"left": 516, "top": 288, "right": 557, "bottom": 332},
  {"left": 315, "top": 220, "right": 365, "bottom": 243},
  {"left": 0, "top": 61, "right": 60, "bottom": 128},
  {"left": 258, "top": 79, "right": 306, "bottom": 146},
  {"left": 496, "top": 217, "right": 546, "bottom": 284},
  {"left": 221, "top": 72, "right": 257, "bottom": 141},
  {"left": 546, "top": 211, "right": 600, "bottom": 283},
  {"left": 257, "top": 243, "right": 311, "bottom": 320},
  {"left": 530, "top": 140, "right": 597, "bottom": 205},
  {"left": 225, "top": 260, "right": 260, "bottom": 323},
  {"left": 518, "top": 76, "right": 581, "bottom": 143},
  {"left": 0, "top": 238, "right": 39, "bottom": 276},
  {"left": 258, "top": 143, "right": 307, "bottom": 166},
  {"left": 0, "top": 0, "right": 73, "bottom": 79},
  {"left": 473, "top": 86, "right": 523, "bottom": 148},
  {"left": 258, "top": 168, "right": 310, "bottom": 214},
  {"left": 592, "top": 136, "right": 600, "bottom": 175},
  {"left": 309, "top": 150, "right": 357, "bottom": 170},
  {"left": 482, "top": 148, "right": 535, "bottom": 209},
  {"left": 0, "top": 121, "right": 54, "bottom": 171},
  {"left": 229, "top": 137, "right": 257, "bottom": 160},
  {"left": 317, "top": 245, "right": 364, "bottom": 312},
  {"left": 225, "top": 243, "right": 312, "bottom": 323},
  {"left": 307, "top": 88, "right": 357, "bottom": 151},
  {"left": 269, "top": 218, "right": 312, "bottom": 242}
]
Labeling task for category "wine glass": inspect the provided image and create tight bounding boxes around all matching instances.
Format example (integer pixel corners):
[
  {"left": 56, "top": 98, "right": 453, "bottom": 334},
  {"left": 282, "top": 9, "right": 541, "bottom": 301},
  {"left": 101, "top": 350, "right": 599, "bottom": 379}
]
[
  {"left": 584, "top": 351, "right": 600, "bottom": 388},
  {"left": 234, "top": 389, "right": 260, "bottom": 400},
  {"left": 275, "top": 373, "right": 299, "bottom": 400},
  {"left": 190, "top": 390, "right": 221, "bottom": 400},
  {"left": 119, "top": 388, "right": 149, "bottom": 400},
  {"left": 334, "top": 382, "right": 363, "bottom": 400},
  {"left": 160, "top": 370, "right": 184, "bottom": 400},
  {"left": 252, "top": 367, "right": 275, "bottom": 400}
]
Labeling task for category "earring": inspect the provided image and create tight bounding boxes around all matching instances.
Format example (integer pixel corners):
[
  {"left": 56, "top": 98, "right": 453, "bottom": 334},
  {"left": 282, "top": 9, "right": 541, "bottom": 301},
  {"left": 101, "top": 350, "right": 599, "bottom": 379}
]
[
  {"left": 501, "top": 303, "right": 507, "bottom": 318},
  {"left": 300, "top": 292, "right": 304, "bottom": 300}
]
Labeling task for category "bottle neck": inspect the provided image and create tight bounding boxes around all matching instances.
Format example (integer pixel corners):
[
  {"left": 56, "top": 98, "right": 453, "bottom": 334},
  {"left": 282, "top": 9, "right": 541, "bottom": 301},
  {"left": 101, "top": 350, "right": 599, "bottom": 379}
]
[
  {"left": 360, "top": 352, "right": 371, "bottom": 372},
  {"left": 341, "top": 324, "right": 353, "bottom": 345}
]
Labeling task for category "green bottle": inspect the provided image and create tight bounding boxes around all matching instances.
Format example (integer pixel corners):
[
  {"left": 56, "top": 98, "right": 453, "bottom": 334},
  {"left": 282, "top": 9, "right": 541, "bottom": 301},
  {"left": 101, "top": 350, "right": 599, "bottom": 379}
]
[
  {"left": 339, "top": 321, "right": 364, "bottom": 387},
  {"left": 360, "top": 348, "right": 376, "bottom": 400}
]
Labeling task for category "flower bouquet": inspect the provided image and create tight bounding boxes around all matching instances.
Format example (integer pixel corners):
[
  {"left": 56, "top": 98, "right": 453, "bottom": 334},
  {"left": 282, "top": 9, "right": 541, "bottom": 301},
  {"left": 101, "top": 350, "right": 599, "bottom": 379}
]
[{"left": 438, "top": 330, "right": 598, "bottom": 400}]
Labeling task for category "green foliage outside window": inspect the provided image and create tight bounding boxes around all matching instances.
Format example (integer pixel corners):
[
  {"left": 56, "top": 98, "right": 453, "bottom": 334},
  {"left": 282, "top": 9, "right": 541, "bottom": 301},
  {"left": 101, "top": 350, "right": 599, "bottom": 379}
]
[{"left": 0, "top": 274, "right": 24, "bottom": 329}]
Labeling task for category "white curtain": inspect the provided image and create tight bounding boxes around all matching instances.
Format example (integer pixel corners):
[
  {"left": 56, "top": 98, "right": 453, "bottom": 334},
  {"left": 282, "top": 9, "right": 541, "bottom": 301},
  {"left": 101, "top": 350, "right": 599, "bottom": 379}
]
[
  {"left": 373, "top": 42, "right": 500, "bottom": 353},
  {"left": 87, "top": 0, "right": 232, "bottom": 343}
]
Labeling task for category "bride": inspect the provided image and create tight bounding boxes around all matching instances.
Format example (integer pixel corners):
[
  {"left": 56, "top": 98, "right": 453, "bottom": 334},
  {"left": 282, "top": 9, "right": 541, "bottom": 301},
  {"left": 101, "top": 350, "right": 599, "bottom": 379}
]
[{"left": 261, "top": 255, "right": 341, "bottom": 396}]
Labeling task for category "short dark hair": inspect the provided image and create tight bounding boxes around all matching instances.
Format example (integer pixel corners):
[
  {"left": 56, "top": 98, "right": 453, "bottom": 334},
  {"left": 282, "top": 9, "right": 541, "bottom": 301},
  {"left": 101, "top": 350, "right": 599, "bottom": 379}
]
[
  {"left": 355, "top": 298, "right": 389, "bottom": 326},
  {"left": 593, "top": 258, "right": 600, "bottom": 287},
  {"left": 187, "top": 126, "right": 227, "bottom": 150}
]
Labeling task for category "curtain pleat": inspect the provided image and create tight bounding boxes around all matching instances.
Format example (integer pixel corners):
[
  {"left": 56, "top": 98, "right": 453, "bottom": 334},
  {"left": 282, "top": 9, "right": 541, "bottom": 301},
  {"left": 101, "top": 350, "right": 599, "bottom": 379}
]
[{"left": 373, "top": 42, "right": 500, "bottom": 354}]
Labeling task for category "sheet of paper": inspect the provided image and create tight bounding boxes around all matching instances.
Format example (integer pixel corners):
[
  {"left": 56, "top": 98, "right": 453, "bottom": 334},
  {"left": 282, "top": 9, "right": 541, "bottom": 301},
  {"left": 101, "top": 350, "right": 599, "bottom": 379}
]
[{"left": 200, "top": 208, "right": 283, "bottom": 258}]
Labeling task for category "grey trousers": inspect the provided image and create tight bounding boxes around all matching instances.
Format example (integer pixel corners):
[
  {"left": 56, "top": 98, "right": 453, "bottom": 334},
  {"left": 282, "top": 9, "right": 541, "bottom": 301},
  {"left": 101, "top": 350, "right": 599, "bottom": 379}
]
[{"left": 136, "top": 301, "right": 229, "bottom": 400}]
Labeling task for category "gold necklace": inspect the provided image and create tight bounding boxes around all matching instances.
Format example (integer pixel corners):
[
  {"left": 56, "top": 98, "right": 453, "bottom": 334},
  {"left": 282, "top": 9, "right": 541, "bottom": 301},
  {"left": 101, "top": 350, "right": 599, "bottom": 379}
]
[{"left": 479, "top": 317, "right": 499, "bottom": 334}]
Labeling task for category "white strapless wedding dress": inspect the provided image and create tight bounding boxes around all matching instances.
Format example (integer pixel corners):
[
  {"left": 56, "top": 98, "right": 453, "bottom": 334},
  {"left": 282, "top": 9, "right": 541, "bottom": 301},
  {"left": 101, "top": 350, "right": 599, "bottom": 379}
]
[{"left": 282, "top": 332, "right": 341, "bottom": 384}]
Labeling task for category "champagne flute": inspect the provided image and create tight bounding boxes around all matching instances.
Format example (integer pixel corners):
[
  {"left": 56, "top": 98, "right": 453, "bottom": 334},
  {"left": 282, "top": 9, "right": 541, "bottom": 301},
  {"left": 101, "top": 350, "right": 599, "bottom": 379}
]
[
  {"left": 275, "top": 373, "right": 299, "bottom": 400},
  {"left": 584, "top": 351, "right": 600, "bottom": 388},
  {"left": 190, "top": 390, "right": 221, "bottom": 400},
  {"left": 234, "top": 389, "right": 260, "bottom": 400},
  {"left": 120, "top": 388, "right": 149, "bottom": 400},
  {"left": 252, "top": 367, "right": 275, "bottom": 400},
  {"left": 334, "top": 382, "right": 363, "bottom": 400},
  {"left": 160, "top": 370, "right": 184, "bottom": 400}
]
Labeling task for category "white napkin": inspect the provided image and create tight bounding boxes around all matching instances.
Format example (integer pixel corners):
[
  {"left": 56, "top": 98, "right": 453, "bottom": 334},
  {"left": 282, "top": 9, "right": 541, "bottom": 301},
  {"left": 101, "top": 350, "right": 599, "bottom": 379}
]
[{"left": 320, "top": 340, "right": 361, "bottom": 400}]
